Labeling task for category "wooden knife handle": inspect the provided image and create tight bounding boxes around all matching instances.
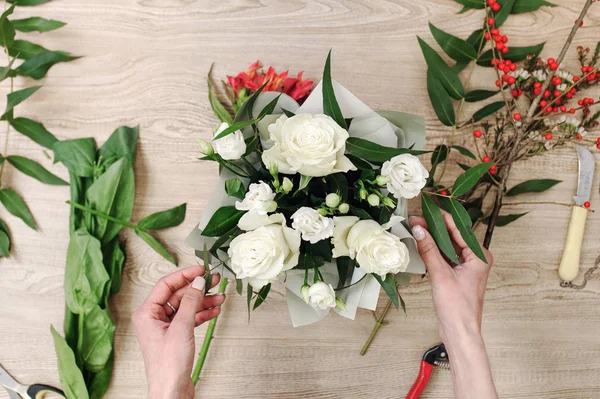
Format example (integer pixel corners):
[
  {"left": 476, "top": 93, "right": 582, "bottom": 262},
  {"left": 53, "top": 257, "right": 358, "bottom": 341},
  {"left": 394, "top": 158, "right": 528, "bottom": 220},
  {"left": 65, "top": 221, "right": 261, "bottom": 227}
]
[{"left": 558, "top": 206, "right": 588, "bottom": 282}]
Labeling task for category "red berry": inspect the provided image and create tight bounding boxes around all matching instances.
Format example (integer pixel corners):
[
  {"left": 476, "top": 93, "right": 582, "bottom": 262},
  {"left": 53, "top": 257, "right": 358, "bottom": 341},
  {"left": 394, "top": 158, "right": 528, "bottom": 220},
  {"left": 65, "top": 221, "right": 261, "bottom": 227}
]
[
  {"left": 501, "top": 35, "right": 508, "bottom": 43},
  {"left": 569, "top": 108, "right": 576, "bottom": 114},
  {"left": 548, "top": 58, "right": 556, "bottom": 64},
  {"left": 474, "top": 130, "right": 483, "bottom": 138},
  {"left": 553, "top": 107, "right": 559, "bottom": 113},
  {"left": 513, "top": 113, "right": 521, "bottom": 121},
  {"left": 566, "top": 92, "right": 573, "bottom": 99},
  {"left": 596, "top": 143, "right": 600, "bottom": 150},
  {"left": 491, "top": 28, "right": 499, "bottom": 35},
  {"left": 507, "top": 76, "right": 516, "bottom": 85},
  {"left": 483, "top": 156, "right": 491, "bottom": 162},
  {"left": 573, "top": 76, "right": 580, "bottom": 82},
  {"left": 560, "top": 105, "right": 567, "bottom": 112},
  {"left": 540, "top": 100, "right": 547, "bottom": 107},
  {"left": 545, "top": 106, "right": 552, "bottom": 114},
  {"left": 534, "top": 88, "right": 542, "bottom": 96},
  {"left": 553, "top": 90, "right": 561, "bottom": 97},
  {"left": 578, "top": 99, "right": 584, "bottom": 105},
  {"left": 545, "top": 133, "right": 553, "bottom": 140},
  {"left": 496, "top": 42, "right": 505, "bottom": 51},
  {"left": 534, "top": 82, "right": 542, "bottom": 89},
  {"left": 487, "top": 17, "right": 495, "bottom": 25},
  {"left": 501, "top": 47, "right": 509, "bottom": 54},
  {"left": 487, "top": 0, "right": 496, "bottom": 4},
  {"left": 584, "top": 201, "right": 591, "bottom": 208},
  {"left": 511, "top": 89, "right": 519, "bottom": 97},
  {"left": 576, "top": 133, "right": 583, "bottom": 139},
  {"left": 484, "top": 31, "right": 491, "bottom": 40},
  {"left": 492, "top": 3, "right": 501, "bottom": 11},
  {"left": 510, "top": 63, "right": 517, "bottom": 71},
  {"left": 549, "top": 63, "right": 558, "bottom": 71},
  {"left": 597, "top": 137, "right": 600, "bottom": 143},
  {"left": 495, "top": 80, "right": 500, "bottom": 87},
  {"left": 552, "top": 76, "right": 561, "bottom": 85},
  {"left": 543, "top": 90, "right": 551, "bottom": 98},
  {"left": 440, "top": 190, "right": 448, "bottom": 196},
  {"left": 497, "top": 62, "right": 505, "bottom": 70}
]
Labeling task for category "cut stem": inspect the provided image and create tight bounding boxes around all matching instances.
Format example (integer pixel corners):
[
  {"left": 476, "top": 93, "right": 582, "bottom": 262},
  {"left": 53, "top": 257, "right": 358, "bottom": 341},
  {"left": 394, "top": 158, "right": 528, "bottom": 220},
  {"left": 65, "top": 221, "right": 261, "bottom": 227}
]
[
  {"left": 192, "top": 277, "right": 229, "bottom": 385},
  {"left": 360, "top": 298, "right": 393, "bottom": 356}
]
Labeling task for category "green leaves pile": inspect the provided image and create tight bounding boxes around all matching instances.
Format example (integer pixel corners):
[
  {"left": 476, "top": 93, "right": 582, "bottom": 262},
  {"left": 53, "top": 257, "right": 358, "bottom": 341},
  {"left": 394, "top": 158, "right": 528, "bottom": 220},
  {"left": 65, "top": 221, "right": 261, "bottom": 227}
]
[
  {"left": 0, "top": 0, "right": 77, "bottom": 257},
  {"left": 50, "top": 126, "right": 187, "bottom": 399}
]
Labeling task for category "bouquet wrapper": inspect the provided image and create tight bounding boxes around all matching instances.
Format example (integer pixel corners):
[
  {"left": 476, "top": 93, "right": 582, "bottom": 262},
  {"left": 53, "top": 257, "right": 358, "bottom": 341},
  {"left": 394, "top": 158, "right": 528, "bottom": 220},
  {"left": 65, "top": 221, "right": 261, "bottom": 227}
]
[{"left": 186, "top": 80, "right": 426, "bottom": 327}]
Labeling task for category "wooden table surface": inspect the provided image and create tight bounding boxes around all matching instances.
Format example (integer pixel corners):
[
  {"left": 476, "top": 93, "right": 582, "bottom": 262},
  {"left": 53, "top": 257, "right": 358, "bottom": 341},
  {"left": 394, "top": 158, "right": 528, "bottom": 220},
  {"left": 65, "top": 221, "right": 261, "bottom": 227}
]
[{"left": 0, "top": 0, "right": 599, "bottom": 398}]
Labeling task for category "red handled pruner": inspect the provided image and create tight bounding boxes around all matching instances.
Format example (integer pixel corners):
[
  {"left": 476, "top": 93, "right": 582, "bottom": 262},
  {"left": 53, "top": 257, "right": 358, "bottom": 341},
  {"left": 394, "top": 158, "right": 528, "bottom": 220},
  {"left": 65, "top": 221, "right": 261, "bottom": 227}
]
[{"left": 406, "top": 343, "right": 449, "bottom": 399}]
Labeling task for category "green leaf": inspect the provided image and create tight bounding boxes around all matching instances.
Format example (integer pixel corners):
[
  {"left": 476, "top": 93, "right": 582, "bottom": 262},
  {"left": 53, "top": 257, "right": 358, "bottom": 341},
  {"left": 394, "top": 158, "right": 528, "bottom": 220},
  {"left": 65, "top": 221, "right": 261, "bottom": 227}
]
[
  {"left": 427, "top": 70, "right": 455, "bottom": 127},
  {"left": 0, "top": 57, "right": 17, "bottom": 82},
  {"left": 253, "top": 283, "right": 271, "bottom": 310},
  {"left": 53, "top": 138, "right": 97, "bottom": 177},
  {"left": 16, "top": 50, "right": 79, "bottom": 80},
  {"left": 257, "top": 94, "right": 282, "bottom": 120},
  {"left": 201, "top": 206, "right": 245, "bottom": 237},
  {"left": 452, "top": 145, "right": 476, "bottom": 159},
  {"left": 494, "top": 0, "right": 516, "bottom": 27},
  {"left": 12, "top": 17, "right": 66, "bottom": 32},
  {"left": 298, "top": 174, "right": 312, "bottom": 192},
  {"left": 483, "top": 212, "right": 528, "bottom": 226},
  {"left": 465, "top": 89, "right": 499, "bottom": 102},
  {"left": 452, "top": 162, "right": 493, "bottom": 196},
  {"left": 373, "top": 273, "right": 399, "bottom": 310},
  {"left": 103, "top": 238, "right": 125, "bottom": 297},
  {"left": 62, "top": 305, "right": 78, "bottom": 351},
  {"left": 281, "top": 108, "right": 295, "bottom": 117},
  {"left": 7, "top": 155, "right": 68, "bottom": 185},
  {"left": 50, "top": 325, "right": 90, "bottom": 399},
  {"left": 235, "top": 279, "right": 243, "bottom": 295},
  {"left": 8, "top": 0, "right": 53, "bottom": 5},
  {"left": 418, "top": 36, "right": 464, "bottom": 100},
  {"left": 64, "top": 228, "right": 109, "bottom": 314},
  {"left": 213, "top": 118, "right": 257, "bottom": 140},
  {"left": 346, "top": 137, "right": 429, "bottom": 163},
  {"left": 506, "top": 179, "right": 561, "bottom": 196},
  {"left": 326, "top": 173, "right": 349, "bottom": 200},
  {"left": 322, "top": 50, "right": 348, "bottom": 130},
  {"left": 68, "top": 172, "right": 84, "bottom": 234},
  {"left": 0, "top": 188, "right": 36, "bottom": 230},
  {"left": 99, "top": 125, "right": 139, "bottom": 165},
  {"left": 1, "top": 86, "right": 42, "bottom": 120},
  {"left": 136, "top": 230, "right": 176, "bottom": 264},
  {"left": 10, "top": 117, "right": 57, "bottom": 148},
  {"left": 138, "top": 203, "right": 187, "bottom": 230},
  {"left": 225, "top": 178, "right": 246, "bottom": 200},
  {"left": 430, "top": 144, "right": 449, "bottom": 177},
  {"left": 470, "top": 101, "right": 506, "bottom": 123},
  {"left": 86, "top": 158, "right": 135, "bottom": 245},
  {"left": 454, "top": 0, "right": 485, "bottom": 8},
  {"left": 512, "top": 0, "right": 556, "bottom": 13},
  {"left": 7, "top": 39, "right": 47, "bottom": 60},
  {"left": 429, "top": 22, "right": 477, "bottom": 62},
  {"left": 0, "top": 224, "right": 10, "bottom": 257},
  {"left": 208, "top": 63, "right": 233, "bottom": 124},
  {"left": 453, "top": 29, "right": 484, "bottom": 73},
  {"left": 89, "top": 354, "right": 113, "bottom": 399},
  {"left": 447, "top": 198, "right": 487, "bottom": 263},
  {"left": 478, "top": 42, "right": 545, "bottom": 66},
  {"left": 247, "top": 283, "right": 252, "bottom": 321},
  {"left": 422, "top": 194, "right": 459, "bottom": 263},
  {"left": 81, "top": 306, "right": 116, "bottom": 373},
  {"left": 0, "top": 5, "right": 15, "bottom": 49}
]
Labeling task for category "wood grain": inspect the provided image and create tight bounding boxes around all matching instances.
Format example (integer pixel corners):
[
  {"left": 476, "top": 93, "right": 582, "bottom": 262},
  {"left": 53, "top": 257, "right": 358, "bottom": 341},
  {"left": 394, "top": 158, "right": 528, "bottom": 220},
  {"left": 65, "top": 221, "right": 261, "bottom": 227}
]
[{"left": 0, "top": 0, "right": 599, "bottom": 398}]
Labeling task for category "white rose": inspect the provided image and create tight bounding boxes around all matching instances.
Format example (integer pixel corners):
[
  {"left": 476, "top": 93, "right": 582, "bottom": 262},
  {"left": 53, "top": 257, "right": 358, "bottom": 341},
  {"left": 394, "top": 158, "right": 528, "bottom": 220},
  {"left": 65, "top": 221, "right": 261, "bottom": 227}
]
[
  {"left": 228, "top": 213, "right": 300, "bottom": 289},
  {"left": 331, "top": 216, "right": 359, "bottom": 258},
  {"left": 346, "top": 220, "right": 410, "bottom": 276},
  {"left": 212, "top": 122, "right": 246, "bottom": 160},
  {"left": 291, "top": 207, "right": 334, "bottom": 244},
  {"left": 381, "top": 153, "right": 429, "bottom": 199},
  {"left": 308, "top": 282, "right": 336, "bottom": 310},
  {"left": 235, "top": 181, "right": 277, "bottom": 216},
  {"left": 261, "top": 114, "right": 356, "bottom": 177}
]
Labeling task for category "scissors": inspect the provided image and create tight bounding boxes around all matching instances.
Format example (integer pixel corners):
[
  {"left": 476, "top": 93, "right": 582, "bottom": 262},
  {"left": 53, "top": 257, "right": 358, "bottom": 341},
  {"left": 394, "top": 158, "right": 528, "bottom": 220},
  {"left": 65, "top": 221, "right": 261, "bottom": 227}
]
[
  {"left": 405, "top": 343, "right": 450, "bottom": 399},
  {"left": 0, "top": 363, "right": 65, "bottom": 399}
]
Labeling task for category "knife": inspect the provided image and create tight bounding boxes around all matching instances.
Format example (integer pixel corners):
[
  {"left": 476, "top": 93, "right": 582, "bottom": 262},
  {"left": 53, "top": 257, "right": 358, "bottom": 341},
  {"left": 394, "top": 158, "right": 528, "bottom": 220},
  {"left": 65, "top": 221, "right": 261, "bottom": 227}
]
[{"left": 558, "top": 145, "right": 595, "bottom": 284}]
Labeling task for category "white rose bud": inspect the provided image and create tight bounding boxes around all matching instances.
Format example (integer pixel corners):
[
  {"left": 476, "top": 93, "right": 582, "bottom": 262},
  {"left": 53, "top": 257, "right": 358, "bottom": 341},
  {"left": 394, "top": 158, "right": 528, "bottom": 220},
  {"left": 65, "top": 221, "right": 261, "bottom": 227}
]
[
  {"left": 367, "top": 193, "right": 380, "bottom": 207},
  {"left": 382, "top": 197, "right": 395, "bottom": 208},
  {"left": 235, "top": 181, "right": 277, "bottom": 215},
  {"left": 317, "top": 208, "right": 328, "bottom": 216},
  {"left": 197, "top": 138, "right": 214, "bottom": 156},
  {"left": 335, "top": 297, "right": 347, "bottom": 311},
  {"left": 281, "top": 177, "right": 293, "bottom": 194},
  {"left": 301, "top": 284, "right": 310, "bottom": 304},
  {"left": 291, "top": 207, "right": 334, "bottom": 244},
  {"left": 308, "top": 281, "right": 336, "bottom": 310},
  {"left": 338, "top": 203, "right": 350, "bottom": 214},
  {"left": 376, "top": 175, "right": 391, "bottom": 186},
  {"left": 359, "top": 187, "right": 368, "bottom": 200},
  {"left": 261, "top": 114, "right": 356, "bottom": 177},
  {"left": 212, "top": 122, "right": 246, "bottom": 160},
  {"left": 325, "top": 193, "right": 341, "bottom": 208},
  {"left": 381, "top": 153, "right": 429, "bottom": 199},
  {"left": 268, "top": 162, "right": 279, "bottom": 178}
]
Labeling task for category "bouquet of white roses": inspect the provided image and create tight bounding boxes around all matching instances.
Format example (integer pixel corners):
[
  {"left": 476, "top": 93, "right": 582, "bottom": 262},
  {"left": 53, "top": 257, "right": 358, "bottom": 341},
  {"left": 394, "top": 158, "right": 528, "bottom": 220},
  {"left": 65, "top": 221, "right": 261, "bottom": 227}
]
[{"left": 187, "top": 52, "right": 490, "bottom": 328}]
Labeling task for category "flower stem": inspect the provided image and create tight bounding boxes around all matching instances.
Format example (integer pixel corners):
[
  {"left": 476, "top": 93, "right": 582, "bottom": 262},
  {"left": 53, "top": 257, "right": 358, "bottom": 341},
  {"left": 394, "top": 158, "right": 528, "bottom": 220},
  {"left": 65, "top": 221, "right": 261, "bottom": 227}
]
[
  {"left": 66, "top": 201, "right": 139, "bottom": 230},
  {"left": 360, "top": 298, "right": 393, "bottom": 356},
  {"left": 192, "top": 277, "right": 229, "bottom": 385}
]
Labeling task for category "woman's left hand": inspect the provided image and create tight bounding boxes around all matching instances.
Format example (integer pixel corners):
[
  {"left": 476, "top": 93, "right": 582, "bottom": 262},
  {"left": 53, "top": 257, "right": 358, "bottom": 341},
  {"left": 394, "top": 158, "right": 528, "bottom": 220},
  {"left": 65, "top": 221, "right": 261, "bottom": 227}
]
[{"left": 133, "top": 266, "right": 226, "bottom": 399}]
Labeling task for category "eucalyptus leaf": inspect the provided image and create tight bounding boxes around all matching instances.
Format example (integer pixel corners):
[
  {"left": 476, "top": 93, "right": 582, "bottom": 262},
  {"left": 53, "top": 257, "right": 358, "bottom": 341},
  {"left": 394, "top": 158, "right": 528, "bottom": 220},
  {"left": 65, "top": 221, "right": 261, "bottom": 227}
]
[
  {"left": 506, "top": 179, "right": 561, "bottom": 196},
  {"left": 418, "top": 37, "right": 464, "bottom": 100},
  {"left": 1, "top": 85, "right": 42, "bottom": 120},
  {"left": 512, "top": 0, "right": 556, "bottom": 13},
  {"left": 16, "top": 50, "right": 79, "bottom": 80},
  {"left": 247, "top": 283, "right": 252, "bottom": 321},
  {"left": 346, "top": 137, "right": 429, "bottom": 163},
  {"left": 427, "top": 69, "right": 455, "bottom": 127},
  {"left": 429, "top": 22, "right": 477, "bottom": 62},
  {"left": 465, "top": 90, "right": 499, "bottom": 102},
  {"left": 422, "top": 194, "right": 459, "bottom": 263},
  {"left": 225, "top": 178, "right": 246, "bottom": 200},
  {"left": 50, "top": 325, "right": 90, "bottom": 399},
  {"left": 453, "top": 29, "right": 484, "bottom": 73},
  {"left": 447, "top": 198, "right": 487, "bottom": 263},
  {"left": 136, "top": 230, "right": 176, "bottom": 264},
  {"left": 0, "top": 229, "right": 10, "bottom": 257},
  {"left": 373, "top": 273, "right": 399, "bottom": 310},
  {"left": 452, "top": 145, "right": 476, "bottom": 159},
  {"left": 0, "top": 5, "right": 15, "bottom": 49},
  {"left": 53, "top": 138, "right": 97, "bottom": 177},
  {"left": 7, "top": 39, "right": 47, "bottom": 60},
  {"left": 138, "top": 203, "right": 187, "bottom": 230},
  {"left": 201, "top": 206, "right": 245, "bottom": 237},
  {"left": 12, "top": 17, "right": 66, "bottom": 32},
  {"left": 452, "top": 162, "right": 493, "bottom": 196},
  {"left": 81, "top": 306, "right": 116, "bottom": 373},
  {"left": 322, "top": 50, "right": 348, "bottom": 129},
  {"left": 10, "top": 117, "right": 58, "bottom": 148},
  {"left": 7, "top": 155, "right": 68, "bottom": 185},
  {"left": 0, "top": 188, "right": 36, "bottom": 230},
  {"left": 470, "top": 101, "right": 506, "bottom": 123}
]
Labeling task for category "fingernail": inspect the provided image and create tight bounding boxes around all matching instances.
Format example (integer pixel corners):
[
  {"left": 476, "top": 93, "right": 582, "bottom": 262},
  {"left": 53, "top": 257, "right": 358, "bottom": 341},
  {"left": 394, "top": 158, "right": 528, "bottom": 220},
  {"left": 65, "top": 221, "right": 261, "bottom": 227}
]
[
  {"left": 412, "top": 225, "right": 426, "bottom": 241},
  {"left": 192, "top": 276, "right": 205, "bottom": 291}
]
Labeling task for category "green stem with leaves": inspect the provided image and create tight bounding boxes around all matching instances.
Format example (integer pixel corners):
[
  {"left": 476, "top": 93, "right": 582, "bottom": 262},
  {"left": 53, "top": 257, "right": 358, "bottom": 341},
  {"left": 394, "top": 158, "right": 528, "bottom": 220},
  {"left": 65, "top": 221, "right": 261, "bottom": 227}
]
[
  {"left": 360, "top": 299, "right": 392, "bottom": 356},
  {"left": 67, "top": 201, "right": 139, "bottom": 230}
]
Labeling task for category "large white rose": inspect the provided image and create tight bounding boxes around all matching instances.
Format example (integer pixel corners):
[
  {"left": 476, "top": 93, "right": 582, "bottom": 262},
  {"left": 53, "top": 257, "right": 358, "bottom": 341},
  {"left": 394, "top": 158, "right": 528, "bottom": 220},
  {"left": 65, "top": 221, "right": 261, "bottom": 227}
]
[
  {"left": 331, "top": 216, "right": 359, "bottom": 258},
  {"left": 228, "top": 213, "right": 300, "bottom": 289},
  {"left": 212, "top": 122, "right": 246, "bottom": 160},
  {"left": 346, "top": 220, "right": 410, "bottom": 276},
  {"left": 261, "top": 114, "right": 356, "bottom": 177},
  {"left": 381, "top": 153, "right": 429, "bottom": 199},
  {"left": 308, "top": 281, "right": 336, "bottom": 310},
  {"left": 235, "top": 181, "right": 277, "bottom": 215},
  {"left": 291, "top": 207, "right": 334, "bottom": 244}
]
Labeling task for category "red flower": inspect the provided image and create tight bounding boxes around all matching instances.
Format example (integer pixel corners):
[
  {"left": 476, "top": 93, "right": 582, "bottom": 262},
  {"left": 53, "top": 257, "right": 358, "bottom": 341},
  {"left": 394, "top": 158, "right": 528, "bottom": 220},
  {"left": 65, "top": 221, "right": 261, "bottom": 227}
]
[{"left": 283, "top": 72, "right": 314, "bottom": 102}]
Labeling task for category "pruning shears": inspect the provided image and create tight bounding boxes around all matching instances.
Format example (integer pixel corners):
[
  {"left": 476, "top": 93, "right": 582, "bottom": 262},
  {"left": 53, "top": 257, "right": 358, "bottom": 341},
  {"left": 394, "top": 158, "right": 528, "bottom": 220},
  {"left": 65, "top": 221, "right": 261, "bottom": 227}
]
[
  {"left": 405, "top": 344, "right": 450, "bottom": 399},
  {"left": 0, "top": 363, "right": 65, "bottom": 399}
]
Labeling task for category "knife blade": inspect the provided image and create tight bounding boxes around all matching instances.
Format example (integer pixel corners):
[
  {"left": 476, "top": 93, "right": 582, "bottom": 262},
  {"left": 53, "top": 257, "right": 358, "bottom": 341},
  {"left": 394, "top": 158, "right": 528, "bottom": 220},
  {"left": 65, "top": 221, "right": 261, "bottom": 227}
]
[{"left": 558, "top": 145, "right": 595, "bottom": 283}]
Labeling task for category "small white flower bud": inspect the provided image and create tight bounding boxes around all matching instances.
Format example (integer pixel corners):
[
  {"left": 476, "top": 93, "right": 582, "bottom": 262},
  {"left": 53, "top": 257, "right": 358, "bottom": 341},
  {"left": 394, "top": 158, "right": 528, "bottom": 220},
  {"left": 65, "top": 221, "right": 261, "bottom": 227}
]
[
  {"left": 335, "top": 297, "right": 347, "bottom": 311},
  {"left": 281, "top": 177, "right": 293, "bottom": 194},
  {"left": 338, "top": 203, "right": 350, "bottom": 214},
  {"left": 382, "top": 197, "right": 395, "bottom": 208},
  {"left": 317, "top": 208, "right": 328, "bottom": 216},
  {"left": 197, "top": 138, "right": 214, "bottom": 156},
  {"left": 359, "top": 188, "right": 368, "bottom": 200},
  {"left": 376, "top": 175, "right": 391, "bottom": 186},
  {"left": 301, "top": 284, "right": 310, "bottom": 304},
  {"left": 268, "top": 163, "right": 278, "bottom": 177},
  {"left": 325, "top": 193, "right": 341, "bottom": 208},
  {"left": 367, "top": 194, "right": 380, "bottom": 207}
]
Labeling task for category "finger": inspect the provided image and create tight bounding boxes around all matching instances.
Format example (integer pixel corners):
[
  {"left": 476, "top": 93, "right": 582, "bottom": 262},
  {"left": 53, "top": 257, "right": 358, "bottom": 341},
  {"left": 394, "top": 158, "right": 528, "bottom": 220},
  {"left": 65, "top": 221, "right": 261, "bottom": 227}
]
[
  {"left": 409, "top": 219, "right": 453, "bottom": 281},
  {"left": 163, "top": 273, "right": 222, "bottom": 317},
  {"left": 440, "top": 210, "right": 468, "bottom": 250},
  {"left": 195, "top": 307, "right": 221, "bottom": 327},
  {"left": 171, "top": 276, "right": 206, "bottom": 333},
  {"left": 144, "top": 266, "right": 205, "bottom": 307}
]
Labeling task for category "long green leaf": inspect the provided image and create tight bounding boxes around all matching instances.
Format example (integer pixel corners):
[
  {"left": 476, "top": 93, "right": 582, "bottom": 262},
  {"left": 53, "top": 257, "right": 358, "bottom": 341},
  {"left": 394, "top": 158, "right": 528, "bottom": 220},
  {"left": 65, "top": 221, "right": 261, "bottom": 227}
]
[
  {"left": 53, "top": 138, "right": 97, "bottom": 177},
  {"left": 465, "top": 90, "right": 499, "bottom": 102},
  {"left": 213, "top": 118, "right": 257, "bottom": 140},
  {"left": 418, "top": 37, "right": 464, "bottom": 100},
  {"left": 454, "top": 0, "right": 484, "bottom": 8},
  {"left": 452, "top": 162, "right": 493, "bottom": 196},
  {"left": 427, "top": 70, "right": 455, "bottom": 127},
  {"left": 12, "top": 17, "right": 66, "bottom": 32},
  {"left": 50, "top": 325, "right": 90, "bottom": 399},
  {"left": 478, "top": 42, "right": 545, "bottom": 66},
  {"left": 7, "top": 155, "right": 68, "bottom": 185},
  {"left": 16, "top": 50, "right": 79, "bottom": 80},
  {"left": 0, "top": 5, "right": 15, "bottom": 49},
  {"left": 447, "top": 198, "right": 487, "bottom": 263},
  {"left": 373, "top": 273, "right": 399, "bottom": 309},
  {"left": 225, "top": 178, "right": 245, "bottom": 200},
  {"left": 10, "top": 117, "right": 57, "bottom": 148},
  {"left": 453, "top": 29, "right": 484, "bottom": 73},
  {"left": 138, "top": 203, "right": 187, "bottom": 230},
  {"left": 470, "top": 101, "right": 506, "bottom": 123},
  {"left": 422, "top": 194, "right": 459, "bottom": 264},
  {"left": 322, "top": 50, "right": 348, "bottom": 130},
  {"left": 253, "top": 283, "right": 271, "bottom": 310},
  {"left": 452, "top": 145, "right": 476, "bottom": 159},
  {"left": 1, "top": 86, "right": 42, "bottom": 120},
  {"left": 506, "top": 179, "right": 561, "bottom": 196},
  {"left": 99, "top": 125, "right": 139, "bottom": 165},
  {"left": 483, "top": 212, "right": 529, "bottom": 226},
  {"left": 494, "top": 0, "right": 516, "bottom": 27},
  {"left": 8, "top": 0, "right": 53, "bottom": 5},
  {"left": 201, "top": 206, "right": 245, "bottom": 237},
  {"left": 345, "top": 137, "right": 430, "bottom": 163},
  {"left": 136, "top": 230, "right": 176, "bottom": 264},
  {"left": 0, "top": 229, "right": 9, "bottom": 257},
  {"left": 512, "top": 0, "right": 556, "bottom": 13},
  {"left": 89, "top": 354, "right": 113, "bottom": 399},
  {"left": 257, "top": 93, "right": 282, "bottom": 120},
  {"left": 208, "top": 63, "right": 233, "bottom": 124},
  {"left": 0, "top": 188, "right": 36, "bottom": 230},
  {"left": 429, "top": 22, "right": 477, "bottom": 62},
  {"left": 7, "top": 39, "right": 47, "bottom": 60},
  {"left": 81, "top": 306, "right": 116, "bottom": 373}
]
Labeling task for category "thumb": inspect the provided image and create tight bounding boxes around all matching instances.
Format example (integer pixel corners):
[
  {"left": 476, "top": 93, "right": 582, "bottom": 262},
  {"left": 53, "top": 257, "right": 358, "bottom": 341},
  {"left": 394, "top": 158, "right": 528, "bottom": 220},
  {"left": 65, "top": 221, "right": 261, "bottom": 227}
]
[
  {"left": 171, "top": 276, "right": 206, "bottom": 333},
  {"left": 411, "top": 224, "right": 452, "bottom": 281}
]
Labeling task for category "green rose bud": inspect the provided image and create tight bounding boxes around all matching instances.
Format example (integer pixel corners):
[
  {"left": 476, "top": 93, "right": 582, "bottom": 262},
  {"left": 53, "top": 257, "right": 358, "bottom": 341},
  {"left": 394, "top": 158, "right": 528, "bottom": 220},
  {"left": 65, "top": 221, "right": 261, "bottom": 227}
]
[
  {"left": 197, "top": 138, "right": 214, "bottom": 156},
  {"left": 317, "top": 208, "right": 328, "bottom": 216},
  {"left": 281, "top": 177, "right": 293, "bottom": 194},
  {"left": 338, "top": 203, "right": 350, "bottom": 214},
  {"left": 376, "top": 175, "right": 391, "bottom": 186},
  {"left": 335, "top": 297, "right": 347, "bottom": 311},
  {"left": 325, "top": 193, "right": 341, "bottom": 208},
  {"left": 268, "top": 162, "right": 279, "bottom": 178},
  {"left": 359, "top": 187, "right": 368, "bottom": 200},
  {"left": 367, "top": 193, "right": 380, "bottom": 207},
  {"left": 301, "top": 284, "right": 310, "bottom": 304},
  {"left": 382, "top": 197, "right": 395, "bottom": 208}
]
